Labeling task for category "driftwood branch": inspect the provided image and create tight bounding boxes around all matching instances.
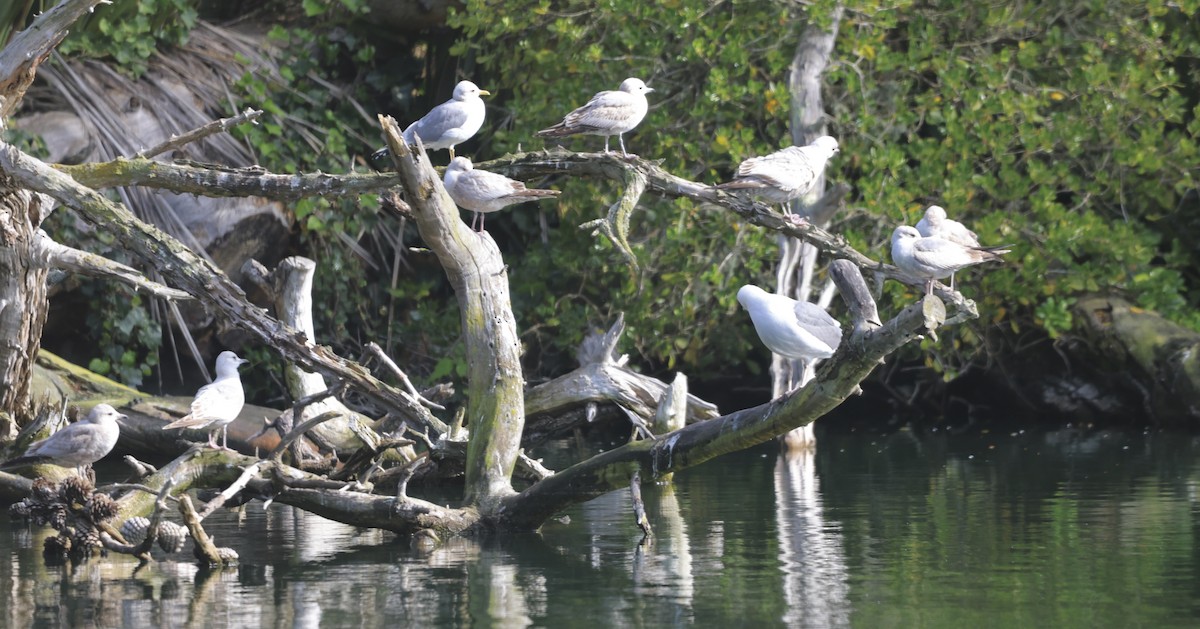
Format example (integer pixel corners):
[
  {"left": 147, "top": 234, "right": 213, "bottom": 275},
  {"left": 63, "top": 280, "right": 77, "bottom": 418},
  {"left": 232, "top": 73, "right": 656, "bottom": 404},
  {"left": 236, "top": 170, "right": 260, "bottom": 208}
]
[
  {"left": 0, "top": 140, "right": 450, "bottom": 437},
  {"left": 365, "top": 342, "right": 446, "bottom": 410},
  {"left": 60, "top": 158, "right": 403, "bottom": 200},
  {"left": 380, "top": 116, "right": 525, "bottom": 509},
  {"left": 35, "top": 231, "right": 192, "bottom": 300},
  {"left": 0, "top": 0, "right": 107, "bottom": 118},
  {"left": 500, "top": 284, "right": 959, "bottom": 529},
  {"left": 137, "top": 107, "right": 264, "bottom": 160}
]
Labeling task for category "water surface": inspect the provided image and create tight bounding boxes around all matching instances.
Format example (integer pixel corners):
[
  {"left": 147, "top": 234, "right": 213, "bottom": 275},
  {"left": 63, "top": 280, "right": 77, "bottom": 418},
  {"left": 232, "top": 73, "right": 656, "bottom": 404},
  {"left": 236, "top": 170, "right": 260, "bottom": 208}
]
[{"left": 2, "top": 426, "right": 1198, "bottom": 627}]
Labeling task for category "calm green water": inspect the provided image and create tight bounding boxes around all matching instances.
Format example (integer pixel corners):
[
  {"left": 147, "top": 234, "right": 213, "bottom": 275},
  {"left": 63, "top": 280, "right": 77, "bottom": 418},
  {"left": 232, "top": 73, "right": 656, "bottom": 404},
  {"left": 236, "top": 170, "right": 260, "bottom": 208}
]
[{"left": 2, "top": 426, "right": 1199, "bottom": 627}]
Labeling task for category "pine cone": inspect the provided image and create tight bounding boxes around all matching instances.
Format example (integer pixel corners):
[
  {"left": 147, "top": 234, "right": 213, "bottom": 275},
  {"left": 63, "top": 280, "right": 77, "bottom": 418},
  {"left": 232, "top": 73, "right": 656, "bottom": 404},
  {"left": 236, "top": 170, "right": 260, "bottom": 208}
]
[
  {"left": 47, "top": 504, "right": 68, "bottom": 530},
  {"left": 216, "top": 547, "right": 240, "bottom": 564},
  {"left": 9, "top": 499, "right": 33, "bottom": 518},
  {"left": 158, "top": 521, "right": 188, "bottom": 554},
  {"left": 85, "top": 494, "right": 119, "bottom": 523},
  {"left": 43, "top": 534, "right": 70, "bottom": 556},
  {"left": 59, "top": 475, "right": 92, "bottom": 506},
  {"left": 32, "top": 478, "right": 56, "bottom": 503},
  {"left": 120, "top": 517, "right": 151, "bottom": 545}
]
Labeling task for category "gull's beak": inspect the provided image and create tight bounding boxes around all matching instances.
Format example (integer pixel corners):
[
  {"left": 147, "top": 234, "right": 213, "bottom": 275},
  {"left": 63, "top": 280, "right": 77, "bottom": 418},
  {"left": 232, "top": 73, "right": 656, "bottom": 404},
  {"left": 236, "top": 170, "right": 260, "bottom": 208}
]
[
  {"left": 478, "top": 89, "right": 492, "bottom": 97},
  {"left": 646, "top": 87, "right": 655, "bottom": 92}
]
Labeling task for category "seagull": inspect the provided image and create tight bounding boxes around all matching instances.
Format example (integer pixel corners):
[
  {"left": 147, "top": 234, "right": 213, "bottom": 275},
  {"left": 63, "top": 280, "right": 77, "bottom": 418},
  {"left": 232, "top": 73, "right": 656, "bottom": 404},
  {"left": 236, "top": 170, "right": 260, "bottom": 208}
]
[
  {"left": 0, "top": 404, "right": 125, "bottom": 476},
  {"left": 371, "top": 80, "right": 491, "bottom": 163},
  {"left": 915, "top": 205, "right": 980, "bottom": 289},
  {"left": 443, "top": 156, "right": 561, "bottom": 231},
  {"left": 891, "top": 225, "right": 1009, "bottom": 295},
  {"left": 164, "top": 351, "right": 248, "bottom": 451},
  {"left": 737, "top": 284, "right": 842, "bottom": 364},
  {"left": 716, "top": 136, "right": 840, "bottom": 217},
  {"left": 537, "top": 77, "right": 654, "bottom": 156}
]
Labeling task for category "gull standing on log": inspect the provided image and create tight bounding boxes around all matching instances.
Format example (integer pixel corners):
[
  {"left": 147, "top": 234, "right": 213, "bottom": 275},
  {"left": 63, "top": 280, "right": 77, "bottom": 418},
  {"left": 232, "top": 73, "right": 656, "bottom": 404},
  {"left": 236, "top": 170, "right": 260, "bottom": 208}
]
[
  {"left": 915, "top": 205, "right": 981, "bottom": 289},
  {"left": 537, "top": 77, "right": 654, "bottom": 156},
  {"left": 716, "top": 136, "right": 840, "bottom": 218},
  {"left": 443, "top": 156, "right": 562, "bottom": 232},
  {"left": 737, "top": 284, "right": 842, "bottom": 365},
  {"left": 164, "top": 351, "right": 248, "bottom": 451},
  {"left": 891, "top": 225, "right": 1009, "bottom": 295},
  {"left": 0, "top": 404, "right": 125, "bottom": 476}
]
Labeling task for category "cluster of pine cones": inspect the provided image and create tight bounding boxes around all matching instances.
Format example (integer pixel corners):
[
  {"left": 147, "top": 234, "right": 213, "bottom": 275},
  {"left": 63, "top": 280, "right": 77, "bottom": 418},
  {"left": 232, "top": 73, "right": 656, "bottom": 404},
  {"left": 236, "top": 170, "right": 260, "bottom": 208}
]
[{"left": 9, "top": 476, "right": 119, "bottom": 561}]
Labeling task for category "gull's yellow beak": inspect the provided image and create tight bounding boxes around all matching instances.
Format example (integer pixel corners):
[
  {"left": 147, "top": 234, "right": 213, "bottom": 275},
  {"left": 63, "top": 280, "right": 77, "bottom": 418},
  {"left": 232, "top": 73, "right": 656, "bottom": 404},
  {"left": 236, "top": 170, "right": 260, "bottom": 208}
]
[{"left": 479, "top": 89, "right": 492, "bottom": 97}]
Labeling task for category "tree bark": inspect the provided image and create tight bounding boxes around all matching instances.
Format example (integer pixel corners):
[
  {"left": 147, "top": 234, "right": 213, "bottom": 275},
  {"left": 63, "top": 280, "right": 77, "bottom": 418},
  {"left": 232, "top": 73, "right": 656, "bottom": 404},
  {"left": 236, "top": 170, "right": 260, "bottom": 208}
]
[
  {"left": 0, "top": 184, "right": 50, "bottom": 420},
  {"left": 379, "top": 119, "right": 525, "bottom": 509},
  {"left": 0, "top": 0, "right": 107, "bottom": 421}
]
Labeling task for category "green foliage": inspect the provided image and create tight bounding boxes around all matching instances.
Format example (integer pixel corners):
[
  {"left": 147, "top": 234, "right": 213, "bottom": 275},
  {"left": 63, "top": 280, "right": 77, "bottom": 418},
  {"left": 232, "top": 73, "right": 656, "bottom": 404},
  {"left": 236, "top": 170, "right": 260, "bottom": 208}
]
[
  {"left": 828, "top": 0, "right": 1200, "bottom": 346},
  {"left": 442, "top": 0, "right": 1199, "bottom": 380},
  {"left": 57, "top": 0, "right": 198, "bottom": 77},
  {"left": 448, "top": 0, "right": 824, "bottom": 373},
  {"left": 226, "top": 1, "right": 473, "bottom": 389},
  {"left": 83, "top": 289, "right": 162, "bottom": 387}
]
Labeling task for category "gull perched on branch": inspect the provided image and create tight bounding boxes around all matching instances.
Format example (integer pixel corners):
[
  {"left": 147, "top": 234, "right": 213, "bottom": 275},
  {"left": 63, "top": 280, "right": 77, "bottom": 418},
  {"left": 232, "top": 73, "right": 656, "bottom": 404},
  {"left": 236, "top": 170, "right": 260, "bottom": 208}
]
[
  {"left": 716, "top": 136, "right": 840, "bottom": 218},
  {"left": 915, "top": 205, "right": 981, "bottom": 289},
  {"left": 443, "top": 156, "right": 562, "bottom": 232},
  {"left": 737, "top": 284, "right": 842, "bottom": 364},
  {"left": 891, "top": 225, "right": 1009, "bottom": 295},
  {"left": 164, "top": 351, "right": 248, "bottom": 451},
  {"left": 0, "top": 404, "right": 125, "bottom": 476},
  {"left": 372, "top": 80, "right": 491, "bottom": 163},
  {"left": 537, "top": 77, "right": 654, "bottom": 157}
]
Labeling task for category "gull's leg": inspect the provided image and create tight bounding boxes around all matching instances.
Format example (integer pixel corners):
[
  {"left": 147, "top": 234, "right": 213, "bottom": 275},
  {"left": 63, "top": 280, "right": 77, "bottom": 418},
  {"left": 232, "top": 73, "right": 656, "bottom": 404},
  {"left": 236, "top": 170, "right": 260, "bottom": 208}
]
[
  {"left": 949, "top": 272, "right": 957, "bottom": 291},
  {"left": 618, "top": 134, "right": 629, "bottom": 157},
  {"left": 603, "top": 137, "right": 611, "bottom": 154},
  {"left": 206, "top": 430, "right": 219, "bottom": 449},
  {"left": 448, "top": 145, "right": 456, "bottom": 160},
  {"left": 221, "top": 425, "right": 231, "bottom": 451},
  {"left": 480, "top": 212, "right": 487, "bottom": 232}
]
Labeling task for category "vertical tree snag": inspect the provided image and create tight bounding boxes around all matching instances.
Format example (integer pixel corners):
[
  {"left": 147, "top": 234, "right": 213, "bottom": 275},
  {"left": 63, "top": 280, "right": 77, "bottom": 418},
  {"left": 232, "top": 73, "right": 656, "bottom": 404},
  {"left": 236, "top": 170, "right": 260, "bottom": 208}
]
[
  {"left": 778, "top": 5, "right": 845, "bottom": 448},
  {"left": 0, "top": 0, "right": 108, "bottom": 420},
  {"left": 0, "top": 185, "right": 50, "bottom": 419},
  {"left": 380, "top": 117, "right": 525, "bottom": 509}
]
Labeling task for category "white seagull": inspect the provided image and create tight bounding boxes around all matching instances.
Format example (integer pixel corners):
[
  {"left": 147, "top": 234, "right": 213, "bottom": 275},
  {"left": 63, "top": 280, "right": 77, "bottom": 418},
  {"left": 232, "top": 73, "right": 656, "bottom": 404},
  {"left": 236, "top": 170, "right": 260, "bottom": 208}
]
[
  {"left": 915, "top": 205, "right": 981, "bottom": 289},
  {"left": 737, "top": 284, "right": 842, "bottom": 364},
  {"left": 891, "top": 225, "right": 1009, "bottom": 295},
  {"left": 0, "top": 404, "right": 125, "bottom": 475},
  {"left": 716, "top": 136, "right": 840, "bottom": 215},
  {"left": 537, "top": 77, "right": 654, "bottom": 156},
  {"left": 443, "top": 156, "right": 561, "bottom": 231},
  {"left": 164, "top": 351, "right": 249, "bottom": 451},
  {"left": 402, "top": 80, "right": 491, "bottom": 159}
]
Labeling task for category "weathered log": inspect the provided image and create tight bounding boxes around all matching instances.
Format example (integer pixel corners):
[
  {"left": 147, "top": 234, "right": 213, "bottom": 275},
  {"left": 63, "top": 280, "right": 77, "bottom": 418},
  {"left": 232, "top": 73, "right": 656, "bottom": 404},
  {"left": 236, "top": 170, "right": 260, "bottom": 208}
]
[
  {"left": 380, "top": 117, "right": 524, "bottom": 508},
  {"left": 269, "top": 256, "right": 372, "bottom": 450}
]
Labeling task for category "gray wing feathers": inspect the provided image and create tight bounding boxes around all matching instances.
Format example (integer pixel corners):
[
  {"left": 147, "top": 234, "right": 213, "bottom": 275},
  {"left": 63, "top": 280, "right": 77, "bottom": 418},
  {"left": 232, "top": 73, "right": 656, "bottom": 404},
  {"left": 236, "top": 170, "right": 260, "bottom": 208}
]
[
  {"left": 405, "top": 103, "right": 471, "bottom": 143},
  {"left": 794, "top": 301, "right": 842, "bottom": 351}
]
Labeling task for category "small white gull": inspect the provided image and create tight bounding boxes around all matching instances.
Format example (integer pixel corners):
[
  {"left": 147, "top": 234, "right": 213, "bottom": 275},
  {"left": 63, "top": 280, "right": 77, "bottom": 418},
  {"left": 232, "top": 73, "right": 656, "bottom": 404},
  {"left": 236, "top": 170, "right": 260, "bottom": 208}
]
[
  {"left": 891, "top": 225, "right": 1008, "bottom": 295},
  {"left": 164, "top": 351, "right": 248, "bottom": 451},
  {"left": 915, "top": 205, "right": 981, "bottom": 289},
  {"left": 716, "top": 136, "right": 839, "bottom": 216},
  {"left": 403, "top": 80, "right": 491, "bottom": 159},
  {"left": 0, "top": 404, "right": 125, "bottom": 475},
  {"left": 443, "top": 156, "right": 561, "bottom": 231},
  {"left": 737, "top": 284, "right": 842, "bottom": 363},
  {"left": 537, "top": 78, "right": 654, "bottom": 156}
]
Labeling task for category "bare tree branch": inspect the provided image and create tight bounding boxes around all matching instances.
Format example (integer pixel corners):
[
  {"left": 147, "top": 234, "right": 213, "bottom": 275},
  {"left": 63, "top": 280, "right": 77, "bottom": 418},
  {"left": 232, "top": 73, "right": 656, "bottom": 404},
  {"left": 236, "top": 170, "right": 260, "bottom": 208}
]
[
  {"left": 35, "top": 231, "right": 192, "bottom": 300},
  {"left": 137, "top": 107, "right": 264, "bottom": 160},
  {"left": 0, "top": 140, "right": 450, "bottom": 436}
]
